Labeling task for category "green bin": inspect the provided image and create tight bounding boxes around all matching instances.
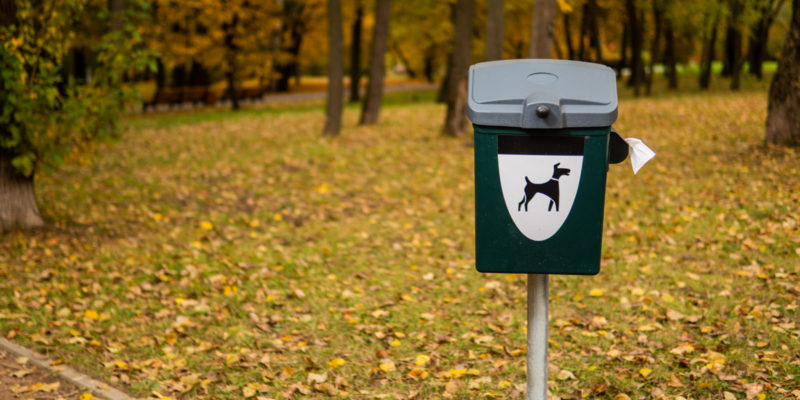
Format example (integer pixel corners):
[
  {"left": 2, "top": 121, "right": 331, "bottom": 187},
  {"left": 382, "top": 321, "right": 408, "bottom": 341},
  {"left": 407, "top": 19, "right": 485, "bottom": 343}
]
[{"left": 467, "top": 60, "right": 625, "bottom": 275}]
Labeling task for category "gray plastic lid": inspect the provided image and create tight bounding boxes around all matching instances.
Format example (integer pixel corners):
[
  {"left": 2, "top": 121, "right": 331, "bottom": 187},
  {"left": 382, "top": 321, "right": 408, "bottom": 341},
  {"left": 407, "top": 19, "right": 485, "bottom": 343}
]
[{"left": 467, "top": 59, "right": 618, "bottom": 129}]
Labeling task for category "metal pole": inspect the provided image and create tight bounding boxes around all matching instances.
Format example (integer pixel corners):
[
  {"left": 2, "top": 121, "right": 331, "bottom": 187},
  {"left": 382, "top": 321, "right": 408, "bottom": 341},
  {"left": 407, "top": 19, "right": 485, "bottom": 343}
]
[{"left": 527, "top": 273, "right": 548, "bottom": 400}]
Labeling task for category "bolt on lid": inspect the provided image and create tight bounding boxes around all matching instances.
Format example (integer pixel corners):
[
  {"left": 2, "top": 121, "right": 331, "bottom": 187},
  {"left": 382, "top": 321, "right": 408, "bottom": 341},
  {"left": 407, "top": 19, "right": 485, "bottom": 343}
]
[{"left": 467, "top": 59, "right": 618, "bottom": 129}]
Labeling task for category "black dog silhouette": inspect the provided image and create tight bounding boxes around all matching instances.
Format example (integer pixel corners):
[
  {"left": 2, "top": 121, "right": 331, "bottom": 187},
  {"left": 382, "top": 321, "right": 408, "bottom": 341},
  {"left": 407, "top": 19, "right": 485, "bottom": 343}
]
[{"left": 518, "top": 163, "right": 571, "bottom": 212}]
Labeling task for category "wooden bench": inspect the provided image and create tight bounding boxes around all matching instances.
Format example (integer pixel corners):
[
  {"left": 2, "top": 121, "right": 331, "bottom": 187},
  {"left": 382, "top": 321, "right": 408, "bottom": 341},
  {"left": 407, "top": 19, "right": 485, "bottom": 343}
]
[
  {"left": 181, "top": 87, "right": 207, "bottom": 106},
  {"left": 144, "top": 88, "right": 182, "bottom": 110}
]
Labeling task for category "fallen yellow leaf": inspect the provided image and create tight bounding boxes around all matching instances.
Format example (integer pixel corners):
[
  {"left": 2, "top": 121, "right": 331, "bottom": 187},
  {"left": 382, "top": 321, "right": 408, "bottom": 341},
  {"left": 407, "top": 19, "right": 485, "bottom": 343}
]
[
  {"left": 449, "top": 368, "right": 467, "bottom": 378},
  {"left": 328, "top": 358, "right": 346, "bottom": 368},
  {"left": 406, "top": 368, "right": 429, "bottom": 380},
  {"left": 379, "top": 361, "right": 395, "bottom": 372},
  {"left": 414, "top": 354, "right": 431, "bottom": 366}
]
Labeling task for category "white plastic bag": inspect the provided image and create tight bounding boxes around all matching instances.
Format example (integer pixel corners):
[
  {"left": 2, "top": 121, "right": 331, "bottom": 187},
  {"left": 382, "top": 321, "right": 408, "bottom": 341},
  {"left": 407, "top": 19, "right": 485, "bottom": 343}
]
[{"left": 624, "top": 138, "right": 656, "bottom": 174}]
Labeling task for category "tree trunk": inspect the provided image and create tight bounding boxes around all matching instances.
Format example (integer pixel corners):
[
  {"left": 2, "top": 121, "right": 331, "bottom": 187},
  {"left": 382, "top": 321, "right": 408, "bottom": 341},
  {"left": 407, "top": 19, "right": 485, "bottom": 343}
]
[
  {"left": 360, "top": 0, "right": 391, "bottom": 125},
  {"left": 437, "top": 51, "right": 452, "bottom": 103},
  {"left": 724, "top": 0, "right": 744, "bottom": 89},
  {"left": 530, "top": 0, "right": 557, "bottom": 58},
  {"left": 74, "top": 49, "right": 88, "bottom": 84},
  {"left": 699, "top": 13, "right": 720, "bottom": 90},
  {"left": 646, "top": 0, "right": 662, "bottom": 95},
  {"left": 274, "top": 1, "right": 307, "bottom": 93},
  {"left": 765, "top": 0, "right": 800, "bottom": 146},
  {"left": 225, "top": 71, "right": 239, "bottom": 110},
  {"left": 749, "top": 0, "right": 785, "bottom": 79},
  {"left": 625, "top": 0, "right": 645, "bottom": 95},
  {"left": 438, "top": 1, "right": 457, "bottom": 103},
  {"left": 274, "top": 63, "right": 294, "bottom": 93},
  {"left": 392, "top": 42, "right": 417, "bottom": 78},
  {"left": 58, "top": 50, "right": 75, "bottom": 96},
  {"left": 349, "top": 0, "right": 363, "bottom": 102},
  {"left": 588, "top": 0, "right": 604, "bottom": 63},
  {"left": 618, "top": 24, "right": 629, "bottom": 79},
  {"left": 442, "top": 0, "right": 474, "bottom": 136},
  {"left": 729, "top": 27, "right": 744, "bottom": 90},
  {"left": 578, "top": 3, "right": 588, "bottom": 60},
  {"left": 552, "top": 32, "right": 565, "bottom": 58},
  {"left": 486, "top": 0, "right": 504, "bottom": 61},
  {"left": 156, "top": 58, "right": 166, "bottom": 89},
  {"left": 109, "top": 0, "right": 124, "bottom": 32},
  {"left": 108, "top": 0, "right": 124, "bottom": 130},
  {"left": 324, "top": 0, "right": 344, "bottom": 136},
  {"left": 664, "top": 21, "right": 678, "bottom": 89},
  {"left": 0, "top": 152, "right": 43, "bottom": 232},
  {"left": 722, "top": 27, "right": 735, "bottom": 76},
  {"left": 423, "top": 46, "right": 435, "bottom": 82},
  {"left": 563, "top": 13, "right": 575, "bottom": 59},
  {"left": 189, "top": 61, "right": 211, "bottom": 86},
  {"left": 224, "top": 13, "right": 240, "bottom": 110},
  {"left": 275, "top": 44, "right": 302, "bottom": 92},
  {"left": 748, "top": 16, "right": 769, "bottom": 79}
]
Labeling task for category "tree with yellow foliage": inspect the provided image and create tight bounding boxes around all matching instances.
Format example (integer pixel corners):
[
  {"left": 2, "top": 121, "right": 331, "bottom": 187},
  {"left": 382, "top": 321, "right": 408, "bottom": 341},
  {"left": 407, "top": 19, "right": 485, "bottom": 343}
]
[{"left": 0, "top": 0, "right": 153, "bottom": 231}]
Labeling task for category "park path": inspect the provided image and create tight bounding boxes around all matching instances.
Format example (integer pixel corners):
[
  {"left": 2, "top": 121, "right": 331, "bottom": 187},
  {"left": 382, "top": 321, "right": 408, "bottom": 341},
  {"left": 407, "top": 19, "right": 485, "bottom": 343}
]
[
  {"left": 259, "top": 82, "right": 438, "bottom": 103},
  {"left": 139, "top": 81, "right": 439, "bottom": 113},
  {"left": 0, "top": 338, "right": 134, "bottom": 400}
]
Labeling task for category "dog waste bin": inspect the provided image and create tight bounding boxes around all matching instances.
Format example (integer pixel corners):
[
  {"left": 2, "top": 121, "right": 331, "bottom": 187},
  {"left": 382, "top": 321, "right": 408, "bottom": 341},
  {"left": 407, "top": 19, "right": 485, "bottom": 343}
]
[{"left": 468, "top": 59, "right": 628, "bottom": 275}]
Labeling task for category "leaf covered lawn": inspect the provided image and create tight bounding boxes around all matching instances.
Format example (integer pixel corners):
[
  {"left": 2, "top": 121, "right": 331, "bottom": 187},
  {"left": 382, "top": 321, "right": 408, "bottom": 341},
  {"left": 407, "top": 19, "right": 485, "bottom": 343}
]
[{"left": 1, "top": 89, "right": 799, "bottom": 399}]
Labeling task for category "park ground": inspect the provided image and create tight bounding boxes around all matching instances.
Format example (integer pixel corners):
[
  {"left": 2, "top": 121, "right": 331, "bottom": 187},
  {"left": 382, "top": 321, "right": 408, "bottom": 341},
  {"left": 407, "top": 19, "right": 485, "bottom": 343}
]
[{"left": 0, "top": 76, "right": 799, "bottom": 399}]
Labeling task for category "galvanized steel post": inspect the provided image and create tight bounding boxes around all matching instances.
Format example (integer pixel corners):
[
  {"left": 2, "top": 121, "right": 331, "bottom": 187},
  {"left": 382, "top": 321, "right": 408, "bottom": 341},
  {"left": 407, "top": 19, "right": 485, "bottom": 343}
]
[{"left": 527, "top": 273, "right": 548, "bottom": 400}]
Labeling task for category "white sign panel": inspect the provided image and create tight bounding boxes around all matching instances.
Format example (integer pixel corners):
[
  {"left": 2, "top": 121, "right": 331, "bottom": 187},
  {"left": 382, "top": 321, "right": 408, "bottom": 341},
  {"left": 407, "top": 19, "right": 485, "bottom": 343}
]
[{"left": 497, "top": 136, "right": 584, "bottom": 241}]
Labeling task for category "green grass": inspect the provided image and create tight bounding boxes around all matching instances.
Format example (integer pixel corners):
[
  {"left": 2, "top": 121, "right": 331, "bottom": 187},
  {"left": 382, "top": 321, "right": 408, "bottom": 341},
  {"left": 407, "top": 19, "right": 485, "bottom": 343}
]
[
  {"left": 1, "top": 77, "right": 799, "bottom": 399},
  {"left": 652, "top": 61, "right": 778, "bottom": 77},
  {"left": 128, "top": 87, "right": 438, "bottom": 131}
]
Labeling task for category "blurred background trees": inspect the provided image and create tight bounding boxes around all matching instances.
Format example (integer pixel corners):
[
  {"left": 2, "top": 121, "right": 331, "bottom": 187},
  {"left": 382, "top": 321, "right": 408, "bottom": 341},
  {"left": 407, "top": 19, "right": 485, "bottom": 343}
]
[
  {"left": 3, "top": 0, "right": 793, "bottom": 109},
  {"left": 1, "top": 0, "right": 798, "bottom": 231},
  {"left": 67, "top": 0, "right": 794, "bottom": 111}
]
